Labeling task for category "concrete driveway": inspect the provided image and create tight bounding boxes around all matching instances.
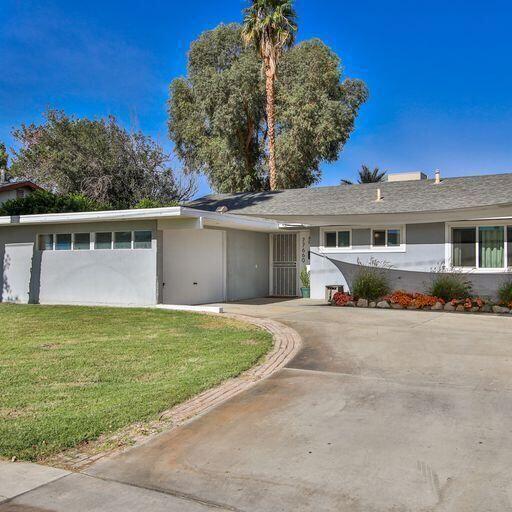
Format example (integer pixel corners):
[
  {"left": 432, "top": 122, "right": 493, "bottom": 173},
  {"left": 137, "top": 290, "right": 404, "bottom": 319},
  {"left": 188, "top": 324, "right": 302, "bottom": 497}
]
[{"left": 4, "top": 300, "right": 512, "bottom": 511}]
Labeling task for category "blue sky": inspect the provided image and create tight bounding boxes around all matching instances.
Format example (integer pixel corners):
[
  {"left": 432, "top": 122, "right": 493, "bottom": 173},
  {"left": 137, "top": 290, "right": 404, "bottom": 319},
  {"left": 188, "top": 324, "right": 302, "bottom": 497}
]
[{"left": 1, "top": 0, "right": 511, "bottom": 197}]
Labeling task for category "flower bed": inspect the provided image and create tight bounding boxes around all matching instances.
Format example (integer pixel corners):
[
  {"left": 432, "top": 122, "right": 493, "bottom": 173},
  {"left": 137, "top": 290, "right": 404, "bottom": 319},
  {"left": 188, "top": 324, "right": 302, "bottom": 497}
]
[{"left": 331, "top": 290, "right": 511, "bottom": 314}]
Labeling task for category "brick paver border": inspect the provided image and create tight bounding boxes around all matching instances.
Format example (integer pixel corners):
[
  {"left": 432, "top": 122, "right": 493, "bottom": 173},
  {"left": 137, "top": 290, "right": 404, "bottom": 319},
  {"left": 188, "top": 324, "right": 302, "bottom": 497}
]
[{"left": 48, "top": 313, "right": 302, "bottom": 471}]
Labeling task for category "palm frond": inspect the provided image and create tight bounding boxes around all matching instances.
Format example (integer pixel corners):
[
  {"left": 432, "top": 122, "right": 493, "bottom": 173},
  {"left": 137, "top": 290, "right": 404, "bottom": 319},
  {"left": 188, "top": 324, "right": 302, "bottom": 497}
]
[{"left": 357, "top": 164, "right": 386, "bottom": 183}]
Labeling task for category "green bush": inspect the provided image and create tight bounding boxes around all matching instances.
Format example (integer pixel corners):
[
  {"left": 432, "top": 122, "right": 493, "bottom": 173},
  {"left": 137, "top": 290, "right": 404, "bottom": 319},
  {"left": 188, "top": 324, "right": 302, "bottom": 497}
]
[
  {"left": 134, "top": 198, "right": 179, "bottom": 209},
  {"left": 0, "top": 190, "right": 104, "bottom": 216},
  {"left": 351, "top": 260, "right": 390, "bottom": 301},
  {"left": 497, "top": 280, "right": 512, "bottom": 306},
  {"left": 428, "top": 272, "right": 472, "bottom": 302}
]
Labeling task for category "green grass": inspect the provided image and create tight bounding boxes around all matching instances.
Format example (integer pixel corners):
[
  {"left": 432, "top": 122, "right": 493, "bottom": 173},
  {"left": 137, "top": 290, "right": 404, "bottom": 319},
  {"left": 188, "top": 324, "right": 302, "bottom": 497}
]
[{"left": 0, "top": 304, "right": 272, "bottom": 461}]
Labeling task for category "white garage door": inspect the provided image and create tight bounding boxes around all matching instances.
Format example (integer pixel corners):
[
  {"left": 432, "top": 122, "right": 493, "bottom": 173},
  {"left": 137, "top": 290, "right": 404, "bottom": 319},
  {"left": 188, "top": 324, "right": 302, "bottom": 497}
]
[{"left": 162, "top": 229, "right": 226, "bottom": 305}]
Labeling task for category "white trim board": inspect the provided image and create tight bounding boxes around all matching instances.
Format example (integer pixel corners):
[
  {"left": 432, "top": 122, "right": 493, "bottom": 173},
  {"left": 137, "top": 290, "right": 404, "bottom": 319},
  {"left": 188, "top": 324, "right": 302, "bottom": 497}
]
[{"left": 0, "top": 206, "right": 281, "bottom": 233}]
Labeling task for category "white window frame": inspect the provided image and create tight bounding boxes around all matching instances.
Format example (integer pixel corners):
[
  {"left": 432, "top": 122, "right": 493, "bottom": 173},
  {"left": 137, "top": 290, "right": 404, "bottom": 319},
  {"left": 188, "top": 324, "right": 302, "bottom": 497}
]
[
  {"left": 133, "top": 230, "right": 153, "bottom": 250},
  {"left": 38, "top": 233, "right": 55, "bottom": 251},
  {"left": 322, "top": 228, "right": 352, "bottom": 250},
  {"left": 93, "top": 232, "right": 114, "bottom": 250},
  {"left": 37, "top": 230, "right": 154, "bottom": 251},
  {"left": 370, "top": 227, "right": 404, "bottom": 250},
  {"left": 72, "top": 232, "right": 92, "bottom": 251},
  {"left": 319, "top": 225, "right": 406, "bottom": 253},
  {"left": 445, "top": 220, "right": 512, "bottom": 273}
]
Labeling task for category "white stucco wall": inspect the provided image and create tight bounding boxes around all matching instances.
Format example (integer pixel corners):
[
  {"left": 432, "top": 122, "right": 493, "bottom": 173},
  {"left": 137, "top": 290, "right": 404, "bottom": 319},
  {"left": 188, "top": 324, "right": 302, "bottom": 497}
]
[
  {"left": 1, "top": 220, "right": 158, "bottom": 305},
  {"left": 38, "top": 248, "right": 157, "bottom": 305}
]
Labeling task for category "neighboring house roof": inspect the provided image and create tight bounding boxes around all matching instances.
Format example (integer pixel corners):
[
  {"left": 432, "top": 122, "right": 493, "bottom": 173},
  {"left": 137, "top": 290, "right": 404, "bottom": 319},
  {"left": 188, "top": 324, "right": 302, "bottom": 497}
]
[
  {"left": 0, "top": 181, "right": 42, "bottom": 193},
  {"left": 187, "top": 173, "right": 512, "bottom": 216}
]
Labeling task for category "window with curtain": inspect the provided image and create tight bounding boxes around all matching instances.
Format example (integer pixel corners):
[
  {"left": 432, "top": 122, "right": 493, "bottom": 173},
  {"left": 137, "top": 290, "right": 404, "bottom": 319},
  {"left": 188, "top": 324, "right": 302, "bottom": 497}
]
[
  {"left": 508, "top": 227, "right": 512, "bottom": 268},
  {"left": 452, "top": 228, "right": 476, "bottom": 267},
  {"left": 479, "top": 226, "right": 504, "bottom": 268}
]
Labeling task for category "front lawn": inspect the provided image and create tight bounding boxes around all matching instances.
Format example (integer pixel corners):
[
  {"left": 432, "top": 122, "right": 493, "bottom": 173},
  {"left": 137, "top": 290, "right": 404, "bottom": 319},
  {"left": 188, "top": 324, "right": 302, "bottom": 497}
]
[{"left": 0, "top": 304, "right": 272, "bottom": 461}]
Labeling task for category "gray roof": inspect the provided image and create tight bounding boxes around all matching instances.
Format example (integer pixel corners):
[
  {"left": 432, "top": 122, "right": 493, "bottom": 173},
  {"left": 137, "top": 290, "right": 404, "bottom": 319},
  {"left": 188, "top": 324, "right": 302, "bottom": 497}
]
[{"left": 187, "top": 173, "right": 512, "bottom": 216}]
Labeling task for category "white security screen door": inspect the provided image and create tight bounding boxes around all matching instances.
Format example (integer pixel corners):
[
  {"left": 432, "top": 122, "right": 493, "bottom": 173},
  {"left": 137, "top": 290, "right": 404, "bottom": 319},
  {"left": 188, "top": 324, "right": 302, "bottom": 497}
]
[{"left": 271, "top": 233, "right": 298, "bottom": 297}]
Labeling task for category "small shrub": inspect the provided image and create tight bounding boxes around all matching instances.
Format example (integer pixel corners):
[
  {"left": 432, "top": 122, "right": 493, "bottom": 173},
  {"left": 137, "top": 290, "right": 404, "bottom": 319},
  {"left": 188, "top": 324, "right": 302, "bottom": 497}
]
[
  {"left": 351, "top": 259, "right": 391, "bottom": 301},
  {"left": 428, "top": 272, "right": 472, "bottom": 302},
  {"left": 332, "top": 292, "right": 353, "bottom": 306},
  {"left": 497, "top": 280, "right": 512, "bottom": 307},
  {"left": 299, "top": 268, "right": 310, "bottom": 288}
]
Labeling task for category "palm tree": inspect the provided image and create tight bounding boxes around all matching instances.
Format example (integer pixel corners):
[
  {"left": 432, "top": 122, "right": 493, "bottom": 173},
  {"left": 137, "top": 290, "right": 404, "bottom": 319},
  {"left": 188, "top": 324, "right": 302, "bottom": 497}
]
[
  {"left": 0, "top": 142, "right": 8, "bottom": 183},
  {"left": 242, "top": 0, "right": 297, "bottom": 190},
  {"left": 341, "top": 165, "right": 386, "bottom": 185}
]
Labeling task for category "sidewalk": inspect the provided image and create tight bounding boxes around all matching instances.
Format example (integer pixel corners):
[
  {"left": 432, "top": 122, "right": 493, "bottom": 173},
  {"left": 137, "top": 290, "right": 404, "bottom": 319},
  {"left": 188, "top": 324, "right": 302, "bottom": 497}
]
[{"left": 0, "top": 461, "right": 222, "bottom": 512}]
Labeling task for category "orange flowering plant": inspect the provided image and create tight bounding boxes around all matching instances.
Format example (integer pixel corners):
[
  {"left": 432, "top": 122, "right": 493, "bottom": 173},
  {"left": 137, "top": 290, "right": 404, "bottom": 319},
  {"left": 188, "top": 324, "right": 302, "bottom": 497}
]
[
  {"left": 385, "top": 290, "right": 444, "bottom": 309},
  {"left": 332, "top": 292, "right": 353, "bottom": 306}
]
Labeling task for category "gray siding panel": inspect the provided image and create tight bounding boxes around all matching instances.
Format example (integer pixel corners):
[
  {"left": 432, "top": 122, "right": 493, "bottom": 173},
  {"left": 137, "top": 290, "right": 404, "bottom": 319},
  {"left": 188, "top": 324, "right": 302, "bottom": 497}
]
[
  {"left": 225, "top": 229, "right": 269, "bottom": 301},
  {"left": 352, "top": 228, "right": 371, "bottom": 247}
]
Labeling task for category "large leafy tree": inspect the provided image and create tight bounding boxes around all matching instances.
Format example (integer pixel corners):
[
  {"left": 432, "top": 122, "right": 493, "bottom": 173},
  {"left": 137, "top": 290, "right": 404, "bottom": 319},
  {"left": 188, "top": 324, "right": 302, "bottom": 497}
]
[
  {"left": 168, "top": 24, "right": 368, "bottom": 193},
  {"left": 341, "top": 165, "right": 386, "bottom": 185},
  {"left": 10, "top": 109, "right": 195, "bottom": 209},
  {"left": 242, "top": 0, "right": 297, "bottom": 190},
  {"left": 169, "top": 24, "right": 266, "bottom": 193}
]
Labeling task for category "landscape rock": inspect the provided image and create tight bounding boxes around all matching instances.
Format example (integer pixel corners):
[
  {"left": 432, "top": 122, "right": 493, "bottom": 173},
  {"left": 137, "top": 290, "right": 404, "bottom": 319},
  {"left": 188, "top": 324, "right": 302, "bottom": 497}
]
[
  {"left": 444, "top": 303, "right": 455, "bottom": 311},
  {"left": 492, "top": 305, "right": 510, "bottom": 314},
  {"left": 346, "top": 301, "right": 356, "bottom": 307},
  {"left": 377, "top": 301, "right": 390, "bottom": 309},
  {"left": 391, "top": 303, "right": 403, "bottom": 309},
  {"left": 369, "top": 302, "right": 376, "bottom": 308},
  {"left": 481, "top": 304, "right": 492, "bottom": 313},
  {"left": 455, "top": 305, "right": 465, "bottom": 312},
  {"left": 431, "top": 302, "right": 444, "bottom": 311},
  {"left": 470, "top": 306, "right": 480, "bottom": 312},
  {"left": 356, "top": 298, "right": 368, "bottom": 308}
]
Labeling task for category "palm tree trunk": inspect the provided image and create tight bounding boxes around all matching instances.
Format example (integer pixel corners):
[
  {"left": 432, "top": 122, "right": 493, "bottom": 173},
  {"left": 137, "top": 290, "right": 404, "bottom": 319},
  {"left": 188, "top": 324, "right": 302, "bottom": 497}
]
[{"left": 265, "top": 71, "right": 277, "bottom": 190}]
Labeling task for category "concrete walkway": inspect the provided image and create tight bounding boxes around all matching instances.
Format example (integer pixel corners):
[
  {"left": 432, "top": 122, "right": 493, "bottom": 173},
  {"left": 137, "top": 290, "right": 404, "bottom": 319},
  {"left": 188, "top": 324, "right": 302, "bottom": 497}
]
[{"left": 2, "top": 299, "right": 512, "bottom": 511}]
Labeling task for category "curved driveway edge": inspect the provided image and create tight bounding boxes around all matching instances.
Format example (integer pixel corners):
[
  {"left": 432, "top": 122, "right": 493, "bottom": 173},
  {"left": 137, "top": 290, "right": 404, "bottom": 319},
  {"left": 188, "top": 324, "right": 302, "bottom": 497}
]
[
  {"left": 49, "top": 312, "right": 302, "bottom": 471},
  {"left": 165, "top": 313, "right": 302, "bottom": 425}
]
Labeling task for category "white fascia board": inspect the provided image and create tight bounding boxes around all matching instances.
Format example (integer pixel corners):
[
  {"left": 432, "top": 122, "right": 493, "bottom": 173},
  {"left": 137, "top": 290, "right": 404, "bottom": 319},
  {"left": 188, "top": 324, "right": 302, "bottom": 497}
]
[
  {"left": 185, "top": 207, "right": 281, "bottom": 232},
  {"left": 0, "top": 205, "right": 281, "bottom": 232},
  {"left": 0, "top": 206, "right": 183, "bottom": 226}
]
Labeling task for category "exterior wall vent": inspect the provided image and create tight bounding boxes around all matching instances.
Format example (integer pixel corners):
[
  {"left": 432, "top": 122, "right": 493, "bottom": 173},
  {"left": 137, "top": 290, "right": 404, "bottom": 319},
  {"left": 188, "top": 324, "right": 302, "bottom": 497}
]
[{"left": 387, "top": 172, "right": 427, "bottom": 182}]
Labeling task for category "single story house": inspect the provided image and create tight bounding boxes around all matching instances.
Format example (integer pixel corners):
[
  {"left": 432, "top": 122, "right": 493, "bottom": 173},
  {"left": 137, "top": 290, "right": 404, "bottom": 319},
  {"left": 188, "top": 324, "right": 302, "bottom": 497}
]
[
  {"left": 0, "top": 181, "right": 42, "bottom": 205},
  {"left": 1, "top": 171, "right": 512, "bottom": 306}
]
